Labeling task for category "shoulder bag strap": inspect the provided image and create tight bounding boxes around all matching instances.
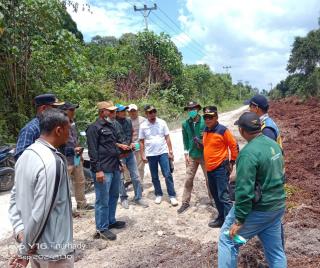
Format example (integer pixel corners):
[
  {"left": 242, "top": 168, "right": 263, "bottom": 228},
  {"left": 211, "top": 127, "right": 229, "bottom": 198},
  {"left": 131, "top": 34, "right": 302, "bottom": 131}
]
[{"left": 35, "top": 152, "right": 62, "bottom": 243}]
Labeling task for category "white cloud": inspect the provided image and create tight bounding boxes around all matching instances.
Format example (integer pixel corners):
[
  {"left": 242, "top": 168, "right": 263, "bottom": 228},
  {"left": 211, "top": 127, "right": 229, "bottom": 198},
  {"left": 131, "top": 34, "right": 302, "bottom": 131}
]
[
  {"left": 178, "top": 0, "right": 320, "bottom": 89},
  {"left": 67, "top": 0, "right": 143, "bottom": 41}
]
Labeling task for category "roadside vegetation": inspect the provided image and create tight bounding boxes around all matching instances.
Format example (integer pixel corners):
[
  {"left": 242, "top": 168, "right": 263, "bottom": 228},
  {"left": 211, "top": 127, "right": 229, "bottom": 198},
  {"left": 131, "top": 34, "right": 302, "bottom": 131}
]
[
  {"left": 270, "top": 18, "right": 320, "bottom": 99},
  {"left": 0, "top": 0, "right": 256, "bottom": 143}
]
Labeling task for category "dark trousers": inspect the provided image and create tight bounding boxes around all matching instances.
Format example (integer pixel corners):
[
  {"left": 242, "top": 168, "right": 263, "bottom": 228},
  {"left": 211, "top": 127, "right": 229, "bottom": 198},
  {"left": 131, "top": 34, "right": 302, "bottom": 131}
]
[{"left": 207, "top": 163, "right": 232, "bottom": 222}]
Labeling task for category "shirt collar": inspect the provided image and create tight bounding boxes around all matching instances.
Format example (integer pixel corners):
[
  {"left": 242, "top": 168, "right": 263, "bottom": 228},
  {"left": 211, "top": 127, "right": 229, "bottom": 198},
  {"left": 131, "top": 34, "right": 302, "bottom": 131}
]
[
  {"left": 260, "top": 113, "right": 269, "bottom": 122},
  {"left": 147, "top": 118, "right": 158, "bottom": 125},
  {"left": 36, "top": 138, "right": 58, "bottom": 152}
]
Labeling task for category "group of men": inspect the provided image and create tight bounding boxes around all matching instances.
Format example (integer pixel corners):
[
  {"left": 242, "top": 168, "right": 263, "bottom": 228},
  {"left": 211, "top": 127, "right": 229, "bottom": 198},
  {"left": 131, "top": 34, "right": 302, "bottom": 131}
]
[{"left": 8, "top": 92, "right": 287, "bottom": 267}]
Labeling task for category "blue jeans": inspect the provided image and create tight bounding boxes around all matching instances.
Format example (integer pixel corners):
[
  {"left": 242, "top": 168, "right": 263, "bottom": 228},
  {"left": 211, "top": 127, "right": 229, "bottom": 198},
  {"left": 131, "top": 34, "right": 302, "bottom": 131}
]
[
  {"left": 147, "top": 153, "right": 176, "bottom": 197},
  {"left": 119, "top": 152, "right": 142, "bottom": 201},
  {"left": 207, "top": 164, "right": 232, "bottom": 221},
  {"left": 218, "top": 206, "right": 287, "bottom": 268},
  {"left": 92, "top": 171, "right": 120, "bottom": 232}
]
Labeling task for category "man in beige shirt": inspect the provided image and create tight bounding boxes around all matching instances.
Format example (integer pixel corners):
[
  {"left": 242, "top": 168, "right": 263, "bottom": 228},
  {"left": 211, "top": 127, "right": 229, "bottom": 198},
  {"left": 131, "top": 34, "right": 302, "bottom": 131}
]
[{"left": 127, "top": 104, "right": 146, "bottom": 184}]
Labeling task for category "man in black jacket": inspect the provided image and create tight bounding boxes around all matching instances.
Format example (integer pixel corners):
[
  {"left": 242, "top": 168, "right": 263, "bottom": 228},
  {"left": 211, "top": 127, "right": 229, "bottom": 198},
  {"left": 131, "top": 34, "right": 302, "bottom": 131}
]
[{"left": 86, "top": 101, "right": 130, "bottom": 241}]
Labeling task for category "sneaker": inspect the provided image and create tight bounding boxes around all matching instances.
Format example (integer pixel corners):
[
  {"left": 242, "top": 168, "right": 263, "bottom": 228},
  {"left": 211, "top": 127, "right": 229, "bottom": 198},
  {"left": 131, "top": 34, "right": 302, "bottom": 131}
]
[
  {"left": 208, "top": 218, "right": 223, "bottom": 228},
  {"left": 77, "top": 203, "right": 95, "bottom": 210},
  {"left": 109, "top": 221, "right": 126, "bottom": 229},
  {"left": 170, "top": 197, "right": 178, "bottom": 207},
  {"left": 99, "top": 230, "right": 117, "bottom": 241},
  {"left": 155, "top": 196, "right": 162, "bottom": 204},
  {"left": 135, "top": 198, "right": 149, "bottom": 208},
  {"left": 177, "top": 203, "right": 190, "bottom": 214},
  {"left": 121, "top": 199, "right": 129, "bottom": 209}
]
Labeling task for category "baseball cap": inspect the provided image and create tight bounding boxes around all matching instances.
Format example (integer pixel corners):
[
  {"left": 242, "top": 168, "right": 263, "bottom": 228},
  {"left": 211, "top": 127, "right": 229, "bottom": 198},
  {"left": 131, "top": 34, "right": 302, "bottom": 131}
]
[
  {"left": 246, "top": 95, "right": 269, "bottom": 110},
  {"left": 34, "top": 94, "right": 64, "bottom": 107},
  {"left": 97, "top": 101, "right": 117, "bottom": 111},
  {"left": 59, "top": 101, "right": 79, "bottom": 110},
  {"left": 116, "top": 104, "right": 128, "bottom": 112},
  {"left": 203, "top": 106, "right": 218, "bottom": 116},
  {"left": 144, "top": 104, "right": 157, "bottom": 112},
  {"left": 128, "top": 104, "right": 138, "bottom": 111},
  {"left": 234, "top": 112, "right": 261, "bottom": 132}
]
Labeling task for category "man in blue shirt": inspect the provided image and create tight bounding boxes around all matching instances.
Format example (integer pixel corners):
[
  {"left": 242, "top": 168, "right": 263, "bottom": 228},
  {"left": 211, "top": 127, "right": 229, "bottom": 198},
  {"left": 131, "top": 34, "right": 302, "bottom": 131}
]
[
  {"left": 247, "top": 95, "right": 282, "bottom": 147},
  {"left": 14, "top": 94, "right": 64, "bottom": 160}
]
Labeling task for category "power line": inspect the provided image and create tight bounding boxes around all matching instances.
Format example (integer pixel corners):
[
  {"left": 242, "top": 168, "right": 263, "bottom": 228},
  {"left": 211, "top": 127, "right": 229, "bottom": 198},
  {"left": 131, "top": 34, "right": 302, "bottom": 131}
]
[
  {"left": 150, "top": 13, "right": 206, "bottom": 57},
  {"left": 138, "top": 0, "right": 207, "bottom": 56},
  {"left": 147, "top": 16, "right": 205, "bottom": 58},
  {"left": 156, "top": 4, "right": 206, "bottom": 53},
  {"left": 126, "top": 0, "right": 205, "bottom": 58}
]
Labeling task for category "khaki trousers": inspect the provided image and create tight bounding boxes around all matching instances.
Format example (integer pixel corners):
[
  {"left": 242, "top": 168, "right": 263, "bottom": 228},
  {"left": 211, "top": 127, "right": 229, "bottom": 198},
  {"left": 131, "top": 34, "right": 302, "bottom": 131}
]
[
  {"left": 182, "top": 157, "right": 212, "bottom": 204},
  {"left": 67, "top": 162, "right": 87, "bottom": 207},
  {"left": 30, "top": 255, "right": 74, "bottom": 268}
]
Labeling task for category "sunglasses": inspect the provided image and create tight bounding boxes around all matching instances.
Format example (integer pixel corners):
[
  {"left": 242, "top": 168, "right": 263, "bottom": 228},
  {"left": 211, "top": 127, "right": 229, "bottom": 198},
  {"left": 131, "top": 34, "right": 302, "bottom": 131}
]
[
  {"left": 147, "top": 110, "right": 157, "bottom": 114},
  {"left": 203, "top": 115, "right": 215, "bottom": 120}
]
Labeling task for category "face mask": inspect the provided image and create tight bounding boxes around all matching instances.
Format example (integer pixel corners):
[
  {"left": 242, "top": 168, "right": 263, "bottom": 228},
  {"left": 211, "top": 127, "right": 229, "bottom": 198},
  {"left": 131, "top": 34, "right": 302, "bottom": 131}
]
[{"left": 188, "top": 110, "right": 198, "bottom": 119}]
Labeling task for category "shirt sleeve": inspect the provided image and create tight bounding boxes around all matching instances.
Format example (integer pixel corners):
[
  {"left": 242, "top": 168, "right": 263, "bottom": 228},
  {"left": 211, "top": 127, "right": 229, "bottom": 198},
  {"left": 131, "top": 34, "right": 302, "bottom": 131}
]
[
  {"left": 224, "top": 129, "right": 239, "bottom": 161},
  {"left": 163, "top": 121, "right": 170, "bottom": 136},
  {"left": 14, "top": 127, "right": 37, "bottom": 160},
  {"left": 182, "top": 123, "right": 190, "bottom": 152},
  {"left": 86, "top": 125, "right": 102, "bottom": 172},
  {"left": 139, "top": 124, "right": 145, "bottom": 140},
  {"left": 235, "top": 153, "right": 257, "bottom": 223},
  {"left": 8, "top": 185, "right": 24, "bottom": 236}
]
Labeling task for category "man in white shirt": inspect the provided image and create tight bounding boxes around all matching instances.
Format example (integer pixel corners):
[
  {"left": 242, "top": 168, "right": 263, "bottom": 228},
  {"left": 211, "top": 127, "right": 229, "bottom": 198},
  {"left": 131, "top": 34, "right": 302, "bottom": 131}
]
[{"left": 139, "top": 105, "right": 178, "bottom": 206}]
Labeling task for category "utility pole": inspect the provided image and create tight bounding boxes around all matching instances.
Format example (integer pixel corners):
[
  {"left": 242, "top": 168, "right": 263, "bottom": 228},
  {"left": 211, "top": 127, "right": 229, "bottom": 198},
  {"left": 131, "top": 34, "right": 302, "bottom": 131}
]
[
  {"left": 134, "top": 3, "right": 157, "bottom": 31},
  {"left": 222, "top": 66, "right": 232, "bottom": 74}
]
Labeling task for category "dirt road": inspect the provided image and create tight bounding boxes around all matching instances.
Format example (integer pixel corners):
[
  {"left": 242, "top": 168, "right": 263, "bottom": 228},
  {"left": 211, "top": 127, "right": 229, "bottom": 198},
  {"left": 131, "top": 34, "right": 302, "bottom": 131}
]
[
  {"left": 2, "top": 100, "right": 319, "bottom": 267},
  {"left": 0, "top": 106, "right": 248, "bottom": 267}
]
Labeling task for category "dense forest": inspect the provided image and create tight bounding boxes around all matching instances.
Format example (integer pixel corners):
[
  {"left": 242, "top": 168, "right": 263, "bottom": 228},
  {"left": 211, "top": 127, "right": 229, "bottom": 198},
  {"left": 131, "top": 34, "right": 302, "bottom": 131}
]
[
  {"left": 0, "top": 0, "right": 257, "bottom": 143},
  {"left": 270, "top": 19, "right": 320, "bottom": 99}
]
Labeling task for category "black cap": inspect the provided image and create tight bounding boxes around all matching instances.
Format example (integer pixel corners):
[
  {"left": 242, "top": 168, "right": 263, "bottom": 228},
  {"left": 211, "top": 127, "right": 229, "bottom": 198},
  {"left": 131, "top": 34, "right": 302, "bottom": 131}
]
[
  {"left": 184, "top": 101, "right": 202, "bottom": 111},
  {"left": 59, "top": 101, "right": 79, "bottom": 110},
  {"left": 246, "top": 95, "right": 269, "bottom": 110},
  {"left": 34, "top": 94, "right": 64, "bottom": 107},
  {"left": 203, "top": 106, "right": 218, "bottom": 115},
  {"left": 234, "top": 112, "right": 261, "bottom": 132},
  {"left": 144, "top": 104, "right": 157, "bottom": 112}
]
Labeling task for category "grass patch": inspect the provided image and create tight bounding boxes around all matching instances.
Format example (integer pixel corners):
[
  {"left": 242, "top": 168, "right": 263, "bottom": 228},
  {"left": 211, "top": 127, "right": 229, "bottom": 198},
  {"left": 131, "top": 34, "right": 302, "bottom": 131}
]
[{"left": 284, "top": 183, "right": 300, "bottom": 198}]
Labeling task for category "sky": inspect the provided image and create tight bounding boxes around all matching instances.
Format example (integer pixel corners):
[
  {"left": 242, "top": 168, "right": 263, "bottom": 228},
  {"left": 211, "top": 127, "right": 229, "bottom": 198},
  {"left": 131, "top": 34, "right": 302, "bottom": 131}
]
[{"left": 67, "top": 0, "right": 320, "bottom": 90}]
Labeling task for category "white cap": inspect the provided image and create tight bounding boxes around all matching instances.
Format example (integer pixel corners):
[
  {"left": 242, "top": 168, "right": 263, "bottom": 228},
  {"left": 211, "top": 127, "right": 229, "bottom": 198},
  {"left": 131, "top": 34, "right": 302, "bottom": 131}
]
[{"left": 128, "top": 104, "right": 138, "bottom": 111}]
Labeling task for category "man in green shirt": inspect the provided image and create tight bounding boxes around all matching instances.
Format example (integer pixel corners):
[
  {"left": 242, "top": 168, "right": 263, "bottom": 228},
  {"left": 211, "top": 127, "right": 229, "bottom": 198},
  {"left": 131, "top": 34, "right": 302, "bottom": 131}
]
[
  {"left": 218, "top": 112, "right": 286, "bottom": 268},
  {"left": 177, "top": 101, "right": 212, "bottom": 214}
]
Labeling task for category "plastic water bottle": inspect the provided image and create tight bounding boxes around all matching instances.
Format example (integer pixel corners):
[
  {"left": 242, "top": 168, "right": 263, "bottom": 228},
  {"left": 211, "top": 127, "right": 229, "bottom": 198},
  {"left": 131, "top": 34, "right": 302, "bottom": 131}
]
[
  {"left": 134, "top": 142, "right": 140, "bottom": 151},
  {"left": 223, "top": 230, "right": 247, "bottom": 244}
]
